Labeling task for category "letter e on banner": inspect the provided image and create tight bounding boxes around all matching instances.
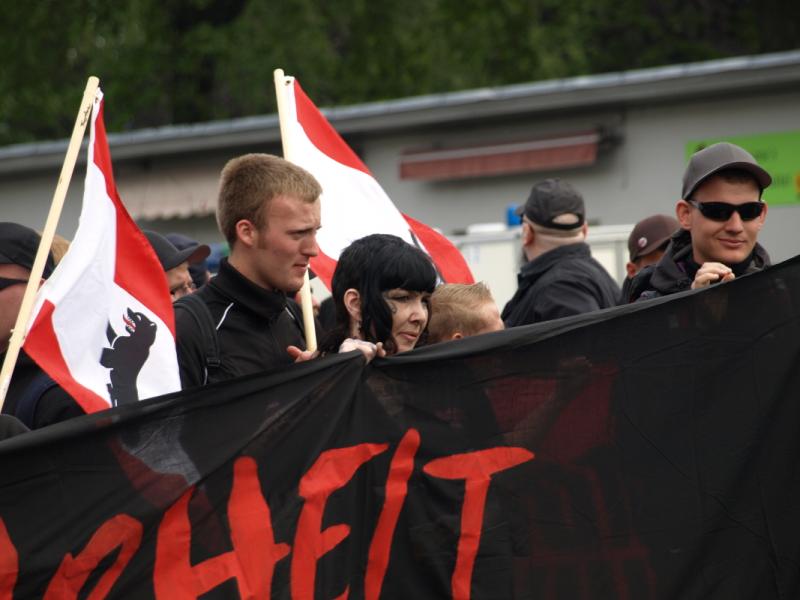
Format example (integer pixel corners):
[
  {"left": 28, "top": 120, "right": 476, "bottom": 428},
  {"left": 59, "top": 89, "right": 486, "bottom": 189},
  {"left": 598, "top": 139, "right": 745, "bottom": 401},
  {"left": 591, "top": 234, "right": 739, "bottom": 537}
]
[{"left": 292, "top": 443, "right": 389, "bottom": 600}]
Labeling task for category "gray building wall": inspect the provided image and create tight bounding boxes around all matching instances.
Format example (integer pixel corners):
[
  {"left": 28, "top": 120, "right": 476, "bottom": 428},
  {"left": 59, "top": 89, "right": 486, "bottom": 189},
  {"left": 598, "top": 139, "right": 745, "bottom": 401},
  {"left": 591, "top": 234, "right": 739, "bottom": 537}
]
[
  {"left": 367, "top": 90, "right": 800, "bottom": 262},
  {"left": 1, "top": 52, "right": 798, "bottom": 268}
]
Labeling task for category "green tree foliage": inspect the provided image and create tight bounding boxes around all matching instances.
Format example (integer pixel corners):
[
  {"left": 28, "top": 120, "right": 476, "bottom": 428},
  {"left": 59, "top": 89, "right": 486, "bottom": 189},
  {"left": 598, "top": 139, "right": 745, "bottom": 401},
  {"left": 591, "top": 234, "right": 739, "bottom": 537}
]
[{"left": 1, "top": 0, "right": 798, "bottom": 145}]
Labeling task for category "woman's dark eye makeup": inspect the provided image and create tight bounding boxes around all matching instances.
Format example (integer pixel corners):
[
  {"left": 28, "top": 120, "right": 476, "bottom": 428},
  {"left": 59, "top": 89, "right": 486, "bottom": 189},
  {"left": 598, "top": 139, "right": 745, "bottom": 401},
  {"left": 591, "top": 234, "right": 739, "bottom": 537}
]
[
  {"left": 385, "top": 291, "right": 409, "bottom": 302},
  {"left": 385, "top": 290, "right": 430, "bottom": 304}
]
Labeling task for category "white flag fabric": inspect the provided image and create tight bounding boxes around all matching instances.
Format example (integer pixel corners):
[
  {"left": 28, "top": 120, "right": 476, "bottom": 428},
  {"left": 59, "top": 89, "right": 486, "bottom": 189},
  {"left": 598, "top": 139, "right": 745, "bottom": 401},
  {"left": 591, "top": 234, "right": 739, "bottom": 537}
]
[
  {"left": 24, "top": 91, "right": 180, "bottom": 413},
  {"left": 276, "top": 76, "right": 474, "bottom": 289}
]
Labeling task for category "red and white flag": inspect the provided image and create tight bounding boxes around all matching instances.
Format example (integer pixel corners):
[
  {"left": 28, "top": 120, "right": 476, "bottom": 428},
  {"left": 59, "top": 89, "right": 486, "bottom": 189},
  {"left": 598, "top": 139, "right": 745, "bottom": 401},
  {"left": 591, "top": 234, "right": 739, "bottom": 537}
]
[
  {"left": 276, "top": 76, "right": 474, "bottom": 288},
  {"left": 23, "top": 91, "right": 181, "bottom": 413}
]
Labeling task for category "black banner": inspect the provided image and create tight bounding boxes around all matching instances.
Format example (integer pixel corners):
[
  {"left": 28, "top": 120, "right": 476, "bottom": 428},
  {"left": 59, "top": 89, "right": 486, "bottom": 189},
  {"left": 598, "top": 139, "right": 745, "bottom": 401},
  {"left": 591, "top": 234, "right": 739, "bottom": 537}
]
[{"left": 2, "top": 257, "right": 800, "bottom": 599}]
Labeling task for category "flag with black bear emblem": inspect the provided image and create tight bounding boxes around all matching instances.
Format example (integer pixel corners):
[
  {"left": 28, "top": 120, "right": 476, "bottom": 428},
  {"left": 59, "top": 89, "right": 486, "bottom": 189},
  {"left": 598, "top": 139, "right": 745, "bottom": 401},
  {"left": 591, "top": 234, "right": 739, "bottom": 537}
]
[{"left": 23, "top": 91, "right": 180, "bottom": 412}]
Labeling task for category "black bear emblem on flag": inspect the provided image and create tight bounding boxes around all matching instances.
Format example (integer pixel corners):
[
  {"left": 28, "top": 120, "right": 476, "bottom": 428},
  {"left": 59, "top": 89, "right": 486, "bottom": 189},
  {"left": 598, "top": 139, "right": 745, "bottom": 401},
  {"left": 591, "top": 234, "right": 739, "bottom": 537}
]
[{"left": 100, "top": 308, "right": 157, "bottom": 407}]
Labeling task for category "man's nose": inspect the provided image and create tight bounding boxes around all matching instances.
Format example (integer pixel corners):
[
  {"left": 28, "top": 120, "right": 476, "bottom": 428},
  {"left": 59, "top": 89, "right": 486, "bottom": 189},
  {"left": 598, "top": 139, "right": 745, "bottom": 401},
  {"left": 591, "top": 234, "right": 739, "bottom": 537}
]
[
  {"left": 302, "top": 233, "right": 319, "bottom": 257},
  {"left": 724, "top": 210, "right": 745, "bottom": 231}
]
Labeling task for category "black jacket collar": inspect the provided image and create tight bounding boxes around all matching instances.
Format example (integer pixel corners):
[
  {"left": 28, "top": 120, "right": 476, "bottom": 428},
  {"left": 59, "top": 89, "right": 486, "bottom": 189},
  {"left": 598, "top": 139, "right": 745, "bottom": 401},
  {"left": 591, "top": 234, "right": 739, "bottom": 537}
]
[
  {"left": 518, "top": 242, "right": 591, "bottom": 282},
  {"left": 646, "top": 229, "right": 770, "bottom": 296},
  {"left": 209, "top": 258, "right": 289, "bottom": 320}
]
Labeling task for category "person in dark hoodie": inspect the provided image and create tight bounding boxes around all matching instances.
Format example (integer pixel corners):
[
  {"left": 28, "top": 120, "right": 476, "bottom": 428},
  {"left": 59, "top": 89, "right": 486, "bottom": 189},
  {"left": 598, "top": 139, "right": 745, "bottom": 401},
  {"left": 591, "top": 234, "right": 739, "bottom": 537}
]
[
  {"left": 502, "top": 178, "right": 619, "bottom": 327},
  {"left": 618, "top": 214, "right": 679, "bottom": 304},
  {"left": 629, "top": 142, "right": 771, "bottom": 301}
]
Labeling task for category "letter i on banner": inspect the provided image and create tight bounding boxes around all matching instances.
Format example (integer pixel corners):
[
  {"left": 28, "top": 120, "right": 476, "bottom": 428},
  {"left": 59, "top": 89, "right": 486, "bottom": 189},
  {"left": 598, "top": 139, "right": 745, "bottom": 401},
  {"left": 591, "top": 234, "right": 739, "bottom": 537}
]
[
  {"left": 23, "top": 89, "right": 181, "bottom": 413},
  {"left": 272, "top": 69, "right": 474, "bottom": 292}
]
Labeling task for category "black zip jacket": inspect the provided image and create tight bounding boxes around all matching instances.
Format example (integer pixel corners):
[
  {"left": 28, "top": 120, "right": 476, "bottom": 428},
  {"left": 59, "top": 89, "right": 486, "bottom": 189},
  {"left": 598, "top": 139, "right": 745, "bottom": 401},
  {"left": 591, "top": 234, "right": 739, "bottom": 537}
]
[
  {"left": 627, "top": 229, "right": 771, "bottom": 302},
  {"left": 501, "top": 242, "right": 620, "bottom": 327},
  {"left": 175, "top": 258, "right": 306, "bottom": 389}
]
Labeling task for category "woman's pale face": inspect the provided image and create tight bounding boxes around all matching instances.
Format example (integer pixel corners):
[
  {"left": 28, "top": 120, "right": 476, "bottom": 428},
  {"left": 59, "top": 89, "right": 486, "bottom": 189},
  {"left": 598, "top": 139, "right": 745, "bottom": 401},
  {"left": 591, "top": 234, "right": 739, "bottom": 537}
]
[{"left": 382, "top": 288, "right": 431, "bottom": 354}]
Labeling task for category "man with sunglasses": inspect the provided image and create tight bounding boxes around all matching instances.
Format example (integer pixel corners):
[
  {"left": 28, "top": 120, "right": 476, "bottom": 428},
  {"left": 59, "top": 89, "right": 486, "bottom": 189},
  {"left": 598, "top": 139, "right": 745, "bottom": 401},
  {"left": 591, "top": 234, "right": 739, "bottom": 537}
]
[
  {"left": 629, "top": 143, "right": 771, "bottom": 302},
  {"left": 0, "top": 222, "right": 84, "bottom": 429}
]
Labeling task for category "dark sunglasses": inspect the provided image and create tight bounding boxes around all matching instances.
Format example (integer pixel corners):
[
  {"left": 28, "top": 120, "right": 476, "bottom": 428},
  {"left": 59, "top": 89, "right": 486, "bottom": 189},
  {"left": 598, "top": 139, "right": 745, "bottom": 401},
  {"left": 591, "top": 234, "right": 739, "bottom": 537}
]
[
  {"left": 689, "top": 200, "right": 764, "bottom": 222},
  {"left": 0, "top": 277, "right": 28, "bottom": 291}
]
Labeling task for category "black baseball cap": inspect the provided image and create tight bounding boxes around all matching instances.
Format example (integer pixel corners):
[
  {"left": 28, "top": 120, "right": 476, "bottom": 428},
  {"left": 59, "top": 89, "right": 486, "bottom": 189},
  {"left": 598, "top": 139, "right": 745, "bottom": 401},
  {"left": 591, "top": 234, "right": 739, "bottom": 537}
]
[
  {"left": 166, "top": 232, "right": 210, "bottom": 289},
  {"left": 143, "top": 230, "right": 210, "bottom": 271},
  {"left": 0, "top": 222, "right": 55, "bottom": 277},
  {"left": 515, "top": 178, "right": 585, "bottom": 230},
  {"left": 682, "top": 142, "right": 772, "bottom": 200}
]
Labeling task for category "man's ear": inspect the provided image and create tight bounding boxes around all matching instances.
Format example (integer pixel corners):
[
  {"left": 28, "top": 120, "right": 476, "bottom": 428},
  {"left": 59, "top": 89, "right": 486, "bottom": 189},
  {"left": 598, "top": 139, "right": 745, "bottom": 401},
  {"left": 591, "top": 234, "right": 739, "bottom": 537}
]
[
  {"left": 343, "top": 288, "right": 362, "bottom": 335},
  {"left": 756, "top": 202, "right": 768, "bottom": 230},
  {"left": 234, "top": 219, "right": 257, "bottom": 248},
  {"left": 450, "top": 332, "right": 463, "bottom": 340},
  {"left": 521, "top": 222, "right": 535, "bottom": 246},
  {"left": 676, "top": 200, "right": 693, "bottom": 230}
]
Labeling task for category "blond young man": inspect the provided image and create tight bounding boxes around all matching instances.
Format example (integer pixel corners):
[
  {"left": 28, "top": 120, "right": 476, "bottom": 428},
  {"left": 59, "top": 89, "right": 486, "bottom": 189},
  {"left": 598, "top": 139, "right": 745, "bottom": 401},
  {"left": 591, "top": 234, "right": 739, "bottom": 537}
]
[
  {"left": 428, "top": 282, "right": 504, "bottom": 344},
  {"left": 174, "top": 154, "right": 322, "bottom": 388}
]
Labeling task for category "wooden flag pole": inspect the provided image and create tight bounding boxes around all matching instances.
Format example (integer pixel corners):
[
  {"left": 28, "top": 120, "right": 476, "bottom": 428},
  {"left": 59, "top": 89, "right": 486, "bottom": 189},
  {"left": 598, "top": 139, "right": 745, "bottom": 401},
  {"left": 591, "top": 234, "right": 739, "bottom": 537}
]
[
  {"left": 273, "top": 68, "right": 318, "bottom": 352},
  {"left": 0, "top": 76, "right": 100, "bottom": 411}
]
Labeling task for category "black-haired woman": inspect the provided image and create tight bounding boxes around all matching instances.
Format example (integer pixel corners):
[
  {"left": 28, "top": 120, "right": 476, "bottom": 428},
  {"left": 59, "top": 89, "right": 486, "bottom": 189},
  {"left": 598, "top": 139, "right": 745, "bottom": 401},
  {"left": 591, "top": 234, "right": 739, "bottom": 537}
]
[{"left": 319, "top": 233, "right": 437, "bottom": 357}]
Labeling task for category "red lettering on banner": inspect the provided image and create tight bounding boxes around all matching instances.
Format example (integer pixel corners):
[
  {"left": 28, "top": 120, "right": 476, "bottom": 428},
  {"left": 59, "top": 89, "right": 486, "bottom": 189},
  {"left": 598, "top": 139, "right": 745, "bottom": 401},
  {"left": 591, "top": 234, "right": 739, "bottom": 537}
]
[
  {"left": 2, "top": 432, "right": 539, "bottom": 598},
  {"left": 43, "top": 514, "right": 143, "bottom": 600},
  {"left": 424, "top": 447, "right": 534, "bottom": 600},
  {"left": 0, "top": 519, "right": 18, "bottom": 600},
  {"left": 291, "top": 442, "right": 389, "bottom": 600},
  {"left": 364, "top": 429, "right": 420, "bottom": 600},
  {"left": 154, "top": 456, "right": 289, "bottom": 599}
]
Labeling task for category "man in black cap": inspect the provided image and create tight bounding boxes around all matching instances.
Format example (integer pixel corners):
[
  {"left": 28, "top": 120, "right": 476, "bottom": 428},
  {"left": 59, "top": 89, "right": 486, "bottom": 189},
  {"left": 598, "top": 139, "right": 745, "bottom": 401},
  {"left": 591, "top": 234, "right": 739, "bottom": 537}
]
[
  {"left": 630, "top": 142, "right": 771, "bottom": 301},
  {"left": 619, "top": 214, "right": 679, "bottom": 304},
  {"left": 501, "top": 179, "right": 620, "bottom": 327},
  {"left": 0, "top": 222, "right": 83, "bottom": 429},
  {"left": 143, "top": 231, "right": 210, "bottom": 302},
  {"left": 166, "top": 232, "right": 212, "bottom": 291}
]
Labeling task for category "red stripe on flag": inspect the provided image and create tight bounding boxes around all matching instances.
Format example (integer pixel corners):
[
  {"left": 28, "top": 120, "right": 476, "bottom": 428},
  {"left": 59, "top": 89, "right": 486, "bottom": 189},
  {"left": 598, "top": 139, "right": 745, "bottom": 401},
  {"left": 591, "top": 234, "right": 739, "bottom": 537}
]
[
  {"left": 93, "top": 103, "right": 175, "bottom": 335},
  {"left": 293, "top": 81, "right": 370, "bottom": 176},
  {"left": 291, "top": 77, "right": 474, "bottom": 287},
  {"left": 403, "top": 214, "right": 474, "bottom": 284},
  {"left": 24, "top": 300, "right": 110, "bottom": 414},
  {"left": 309, "top": 250, "right": 338, "bottom": 292}
]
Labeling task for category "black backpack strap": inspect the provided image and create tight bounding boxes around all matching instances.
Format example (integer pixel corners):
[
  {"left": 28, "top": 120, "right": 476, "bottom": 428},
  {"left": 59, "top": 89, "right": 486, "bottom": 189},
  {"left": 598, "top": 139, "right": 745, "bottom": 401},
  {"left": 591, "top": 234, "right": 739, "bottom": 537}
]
[
  {"left": 174, "top": 294, "right": 221, "bottom": 384},
  {"left": 15, "top": 372, "right": 59, "bottom": 429}
]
